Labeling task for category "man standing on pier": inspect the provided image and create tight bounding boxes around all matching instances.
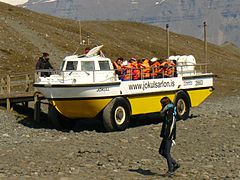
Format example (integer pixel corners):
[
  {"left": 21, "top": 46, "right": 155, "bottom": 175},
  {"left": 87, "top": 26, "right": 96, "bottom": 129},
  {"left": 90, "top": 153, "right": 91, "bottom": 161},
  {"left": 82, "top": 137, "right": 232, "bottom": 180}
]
[{"left": 36, "top": 52, "right": 53, "bottom": 77}]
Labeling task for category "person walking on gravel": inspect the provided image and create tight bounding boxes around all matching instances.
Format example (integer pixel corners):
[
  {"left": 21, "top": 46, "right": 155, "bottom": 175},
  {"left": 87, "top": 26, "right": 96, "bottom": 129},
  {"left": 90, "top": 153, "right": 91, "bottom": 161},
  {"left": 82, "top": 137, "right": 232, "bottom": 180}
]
[{"left": 159, "top": 97, "right": 180, "bottom": 177}]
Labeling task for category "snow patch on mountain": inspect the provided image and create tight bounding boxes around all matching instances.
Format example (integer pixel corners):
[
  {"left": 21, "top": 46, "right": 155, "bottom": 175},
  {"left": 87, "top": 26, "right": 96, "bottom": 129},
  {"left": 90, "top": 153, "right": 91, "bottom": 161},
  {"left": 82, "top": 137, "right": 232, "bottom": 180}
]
[
  {"left": 0, "top": 0, "right": 29, "bottom": 5},
  {"left": 30, "top": 0, "right": 56, "bottom": 4}
]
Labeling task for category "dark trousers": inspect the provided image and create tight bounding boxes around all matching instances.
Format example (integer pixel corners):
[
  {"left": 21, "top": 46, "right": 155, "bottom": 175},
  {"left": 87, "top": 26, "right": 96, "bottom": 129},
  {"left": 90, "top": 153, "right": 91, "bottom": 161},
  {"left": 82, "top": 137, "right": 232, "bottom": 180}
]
[{"left": 159, "top": 139, "right": 177, "bottom": 172}]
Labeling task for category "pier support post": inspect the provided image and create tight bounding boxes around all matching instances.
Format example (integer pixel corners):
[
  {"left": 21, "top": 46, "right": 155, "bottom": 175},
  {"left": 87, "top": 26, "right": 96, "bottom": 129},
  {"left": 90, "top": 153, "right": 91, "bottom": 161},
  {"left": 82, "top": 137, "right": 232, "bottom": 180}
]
[
  {"left": 6, "top": 98, "right": 11, "bottom": 111},
  {"left": 34, "top": 95, "right": 41, "bottom": 122}
]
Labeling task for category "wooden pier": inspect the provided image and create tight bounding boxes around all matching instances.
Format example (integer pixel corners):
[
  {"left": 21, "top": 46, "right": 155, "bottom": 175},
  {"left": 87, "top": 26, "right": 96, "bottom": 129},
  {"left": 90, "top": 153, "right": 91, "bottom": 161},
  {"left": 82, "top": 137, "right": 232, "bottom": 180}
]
[{"left": 0, "top": 73, "right": 44, "bottom": 121}]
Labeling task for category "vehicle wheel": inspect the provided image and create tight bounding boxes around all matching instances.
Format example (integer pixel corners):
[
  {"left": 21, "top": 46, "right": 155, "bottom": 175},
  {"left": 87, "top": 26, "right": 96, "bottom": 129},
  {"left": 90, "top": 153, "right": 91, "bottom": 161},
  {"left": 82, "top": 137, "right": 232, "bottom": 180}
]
[
  {"left": 102, "top": 97, "right": 131, "bottom": 132},
  {"left": 48, "top": 104, "right": 76, "bottom": 130},
  {"left": 174, "top": 91, "right": 190, "bottom": 120}
]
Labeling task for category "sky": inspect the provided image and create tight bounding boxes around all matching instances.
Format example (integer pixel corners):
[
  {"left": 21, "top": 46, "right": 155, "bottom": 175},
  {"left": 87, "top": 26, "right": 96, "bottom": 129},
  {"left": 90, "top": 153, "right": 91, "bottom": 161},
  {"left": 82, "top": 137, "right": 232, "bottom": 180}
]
[{"left": 0, "top": 0, "right": 28, "bottom": 5}]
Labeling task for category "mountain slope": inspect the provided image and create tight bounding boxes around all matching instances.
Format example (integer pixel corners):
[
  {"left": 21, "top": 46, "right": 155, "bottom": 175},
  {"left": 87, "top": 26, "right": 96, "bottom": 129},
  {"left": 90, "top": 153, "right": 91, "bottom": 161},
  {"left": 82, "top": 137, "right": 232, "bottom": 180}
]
[
  {"left": 20, "top": 0, "right": 240, "bottom": 47},
  {"left": 0, "top": 2, "right": 240, "bottom": 96}
]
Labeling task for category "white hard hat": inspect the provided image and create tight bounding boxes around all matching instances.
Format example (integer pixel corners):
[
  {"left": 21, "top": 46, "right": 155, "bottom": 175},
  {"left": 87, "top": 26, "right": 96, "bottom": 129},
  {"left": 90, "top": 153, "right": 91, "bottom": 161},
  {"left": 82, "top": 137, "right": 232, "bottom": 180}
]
[{"left": 150, "top": 57, "right": 158, "bottom": 62}]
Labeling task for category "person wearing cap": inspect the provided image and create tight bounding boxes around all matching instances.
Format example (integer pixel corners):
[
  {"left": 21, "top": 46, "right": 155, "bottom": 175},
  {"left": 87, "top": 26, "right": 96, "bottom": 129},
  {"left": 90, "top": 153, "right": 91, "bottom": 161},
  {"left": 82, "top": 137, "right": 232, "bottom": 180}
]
[
  {"left": 150, "top": 57, "right": 162, "bottom": 78},
  {"left": 36, "top": 52, "right": 53, "bottom": 77},
  {"left": 159, "top": 97, "right": 180, "bottom": 177}
]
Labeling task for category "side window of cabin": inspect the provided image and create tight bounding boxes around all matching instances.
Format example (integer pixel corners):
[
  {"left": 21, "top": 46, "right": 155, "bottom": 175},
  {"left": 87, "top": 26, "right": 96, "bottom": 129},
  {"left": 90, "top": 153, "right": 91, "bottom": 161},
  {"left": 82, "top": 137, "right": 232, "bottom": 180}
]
[
  {"left": 66, "top": 61, "right": 78, "bottom": 70},
  {"left": 81, "top": 61, "right": 95, "bottom": 71},
  {"left": 99, "top": 61, "right": 110, "bottom": 70}
]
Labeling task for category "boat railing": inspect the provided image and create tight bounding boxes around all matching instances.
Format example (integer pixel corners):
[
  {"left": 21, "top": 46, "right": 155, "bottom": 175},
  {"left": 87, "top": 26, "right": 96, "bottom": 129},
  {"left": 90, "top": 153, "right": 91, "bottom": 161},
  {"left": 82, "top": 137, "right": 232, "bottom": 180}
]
[
  {"left": 35, "top": 69, "right": 118, "bottom": 83},
  {"left": 177, "top": 63, "right": 210, "bottom": 76},
  {"left": 116, "top": 63, "right": 211, "bottom": 81},
  {"left": 35, "top": 63, "right": 211, "bottom": 83}
]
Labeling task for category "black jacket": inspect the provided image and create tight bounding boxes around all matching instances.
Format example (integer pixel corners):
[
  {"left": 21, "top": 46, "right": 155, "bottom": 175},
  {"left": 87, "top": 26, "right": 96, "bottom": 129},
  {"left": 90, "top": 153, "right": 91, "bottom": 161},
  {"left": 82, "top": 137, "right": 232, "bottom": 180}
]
[
  {"left": 160, "top": 103, "right": 177, "bottom": 140},
  {"left": 36, "top": 57, "right": 53, "bottom": 70},
  {"left": 36, "top": 57, "right": 53, "bottom": 77}
]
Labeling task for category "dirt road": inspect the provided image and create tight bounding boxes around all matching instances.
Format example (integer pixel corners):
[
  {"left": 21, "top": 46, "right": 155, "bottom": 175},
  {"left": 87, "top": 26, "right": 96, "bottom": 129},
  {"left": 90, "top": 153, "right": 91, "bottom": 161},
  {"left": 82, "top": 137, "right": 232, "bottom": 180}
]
[{"left": 0, "top": 94, "right": 239, "bottom": 179}]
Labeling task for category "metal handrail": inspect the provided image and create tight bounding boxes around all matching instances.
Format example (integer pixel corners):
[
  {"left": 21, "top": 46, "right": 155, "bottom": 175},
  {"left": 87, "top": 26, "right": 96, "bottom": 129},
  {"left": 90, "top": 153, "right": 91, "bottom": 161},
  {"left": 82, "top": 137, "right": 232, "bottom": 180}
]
[{"left": 35, "top": 63, "right": 211, "bottom": 83}]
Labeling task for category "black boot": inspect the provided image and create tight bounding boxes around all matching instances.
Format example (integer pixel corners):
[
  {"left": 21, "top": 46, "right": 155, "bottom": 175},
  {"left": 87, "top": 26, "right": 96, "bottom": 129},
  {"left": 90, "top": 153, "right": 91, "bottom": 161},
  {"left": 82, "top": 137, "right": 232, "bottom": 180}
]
[
  {"left": 173, "top": 163, "right": 180, "bottom": 172},
  {"left": 164, "top": 171, "right": 175, "bottom": 177}
]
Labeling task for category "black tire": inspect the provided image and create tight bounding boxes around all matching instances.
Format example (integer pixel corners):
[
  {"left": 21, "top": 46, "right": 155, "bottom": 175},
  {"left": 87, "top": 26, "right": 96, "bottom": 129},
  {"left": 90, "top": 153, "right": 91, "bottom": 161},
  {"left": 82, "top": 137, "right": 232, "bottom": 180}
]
[
  {"left": 174, "top": 91, "right": 190, "bottom": 120},
  {"left": 102, "top": 97, "right": 131, "bottom": 132},
  {"left": 48, "top": 104, "right": 76, "bottom": 130}
]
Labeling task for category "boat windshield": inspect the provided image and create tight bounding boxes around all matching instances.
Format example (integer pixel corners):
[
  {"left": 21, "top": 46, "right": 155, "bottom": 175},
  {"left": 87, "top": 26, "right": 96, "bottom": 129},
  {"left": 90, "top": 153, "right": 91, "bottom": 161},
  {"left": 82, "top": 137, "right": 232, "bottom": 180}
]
[
  {"left": 99, "top": 61, "right": 110, "bottom": 70},
  {"left": 66, "top": 61, "right": 78, "bottom": 71},
  {"left": 81, "top": 61, "right": 95, "bottom": 71}
]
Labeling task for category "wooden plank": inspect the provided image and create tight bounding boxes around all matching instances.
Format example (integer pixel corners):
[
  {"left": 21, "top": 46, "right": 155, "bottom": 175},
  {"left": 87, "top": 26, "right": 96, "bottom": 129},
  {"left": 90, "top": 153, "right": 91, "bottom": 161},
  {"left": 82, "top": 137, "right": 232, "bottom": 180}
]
[
  {"left": 0, "top": 92, "right": 35, "bottom": 99},
  {"left": 8, "top": 80, "right": 33, "bottom": 87},
  {"left": 0, "top": 78, "right": 5, "bottom": 94}
]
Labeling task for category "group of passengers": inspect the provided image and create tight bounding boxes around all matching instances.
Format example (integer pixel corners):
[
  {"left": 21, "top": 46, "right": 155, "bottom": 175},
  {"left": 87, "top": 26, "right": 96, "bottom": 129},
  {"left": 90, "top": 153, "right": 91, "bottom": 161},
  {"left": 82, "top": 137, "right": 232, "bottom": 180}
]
[{"left": 113, "top": 57, "right": 177, "bottom": 81}]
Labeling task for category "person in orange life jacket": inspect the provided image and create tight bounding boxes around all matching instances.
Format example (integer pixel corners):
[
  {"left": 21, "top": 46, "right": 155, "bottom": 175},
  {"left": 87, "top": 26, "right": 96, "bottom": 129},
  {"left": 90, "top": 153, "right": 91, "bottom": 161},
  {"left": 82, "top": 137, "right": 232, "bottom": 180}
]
[
  {"left": 166, "top": 60, "right": 176, "bottom": 77},
  {"left": 139, "top": 58, "right": 151, "bottom": 79},
  {"left": 159, "top": 97, "right": 180, "bottom": 177},
  {"left": 137, "top": 58, "right": 144, "bottom": 79},
  {"left": 129, "top": 57, "right": 140, "bottom": 80},
  {"left": 161, "top": 60, "right": 170, "bottom": 77},
  {"left": 161, "top": 60, "right": 176, "bottom": 77},
  {"left": 150, "top": 57, "right": 162, "bottom": 78},
  {"left": 121, "top": 60, "right": 131, "bottom": 81},
  {"left": 113, "top": 57, "right": 123, "bottom": 78}
]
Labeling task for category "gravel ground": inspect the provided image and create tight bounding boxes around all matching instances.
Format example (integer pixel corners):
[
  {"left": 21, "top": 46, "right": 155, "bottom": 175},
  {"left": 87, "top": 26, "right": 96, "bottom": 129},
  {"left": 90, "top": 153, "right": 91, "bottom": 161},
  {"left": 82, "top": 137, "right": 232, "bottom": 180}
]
[
  {"left": 1, "top": 3, "right": 240, "bottom": 179},
  {"left": 0, "top": 94, "right": 239, "bottom": 179}
]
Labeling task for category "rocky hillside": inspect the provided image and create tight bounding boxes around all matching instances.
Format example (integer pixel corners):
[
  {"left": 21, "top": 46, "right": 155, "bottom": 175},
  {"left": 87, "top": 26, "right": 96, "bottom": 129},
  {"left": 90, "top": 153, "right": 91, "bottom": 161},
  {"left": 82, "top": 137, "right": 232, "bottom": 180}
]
[
  {"left": 20, "top": 0, "right": 240, "bottom": 47},
  {"left": 0, "top": 2, "right": 240, "bottom": 96},
  {"left": 0, "top": 3, "right": 239, "bottom": 179}
]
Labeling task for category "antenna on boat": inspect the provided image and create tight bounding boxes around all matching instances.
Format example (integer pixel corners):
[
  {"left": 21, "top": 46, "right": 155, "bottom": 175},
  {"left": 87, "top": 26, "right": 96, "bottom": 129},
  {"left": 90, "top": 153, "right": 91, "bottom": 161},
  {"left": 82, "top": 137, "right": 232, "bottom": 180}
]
[
  {"left": 79, "top": 20, "right": 83, "bottom": 45},
  {"left": 73, "top": 20, "right": 83, "bottom": 55}
]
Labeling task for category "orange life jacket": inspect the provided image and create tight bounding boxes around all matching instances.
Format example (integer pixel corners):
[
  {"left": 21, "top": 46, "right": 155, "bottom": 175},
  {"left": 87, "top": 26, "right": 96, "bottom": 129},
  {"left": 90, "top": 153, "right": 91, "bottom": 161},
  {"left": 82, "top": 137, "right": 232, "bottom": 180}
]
[
  {"left": 161, "top": 61, "right": 176, "bottom": 77},
  {"left": 151, "top": 61, "right": 162, "bottom": 78},
  {"left": 130, "top": 61, "right": 140, "bottom": 80},
  {"left": 122, "top": 64, "right": 132, "bottom": 81},
  {"left": 139, "top": 59, "right": 151, "bottom": 79}
]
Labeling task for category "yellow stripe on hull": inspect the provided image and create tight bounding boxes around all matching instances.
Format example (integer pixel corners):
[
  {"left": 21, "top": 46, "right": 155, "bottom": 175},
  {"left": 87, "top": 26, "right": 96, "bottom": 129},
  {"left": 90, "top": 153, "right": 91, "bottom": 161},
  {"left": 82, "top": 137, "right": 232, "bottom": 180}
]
[
  {"left": 52, "top": 98, "right": 112, "bottom": 119},
  {"left": 187, "top": 88, "right": 213, "bottom": 107},
  {"left": 128, "top": 92, "right": 176, "bottom": 115},
  {"left": 51, "top": 88, "right": 212, "bottom": 119},
  {"left": 128, "top": 88, "right": 213, "bottom": 115}
]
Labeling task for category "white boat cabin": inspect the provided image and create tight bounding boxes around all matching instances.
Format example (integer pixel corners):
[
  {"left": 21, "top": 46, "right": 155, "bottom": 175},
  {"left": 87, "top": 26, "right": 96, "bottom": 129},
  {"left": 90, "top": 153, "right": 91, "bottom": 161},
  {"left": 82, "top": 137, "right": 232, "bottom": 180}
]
[{"left": 60, "top": 54, "right": 116, "bottom": 84}]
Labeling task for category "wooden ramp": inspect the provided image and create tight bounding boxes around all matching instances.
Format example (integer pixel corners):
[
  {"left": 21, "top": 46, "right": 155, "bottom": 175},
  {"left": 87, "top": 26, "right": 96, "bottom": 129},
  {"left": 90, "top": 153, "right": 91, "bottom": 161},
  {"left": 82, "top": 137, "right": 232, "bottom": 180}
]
[{"left": 0, "top": 73, "right": 45, "bottom": 121}]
